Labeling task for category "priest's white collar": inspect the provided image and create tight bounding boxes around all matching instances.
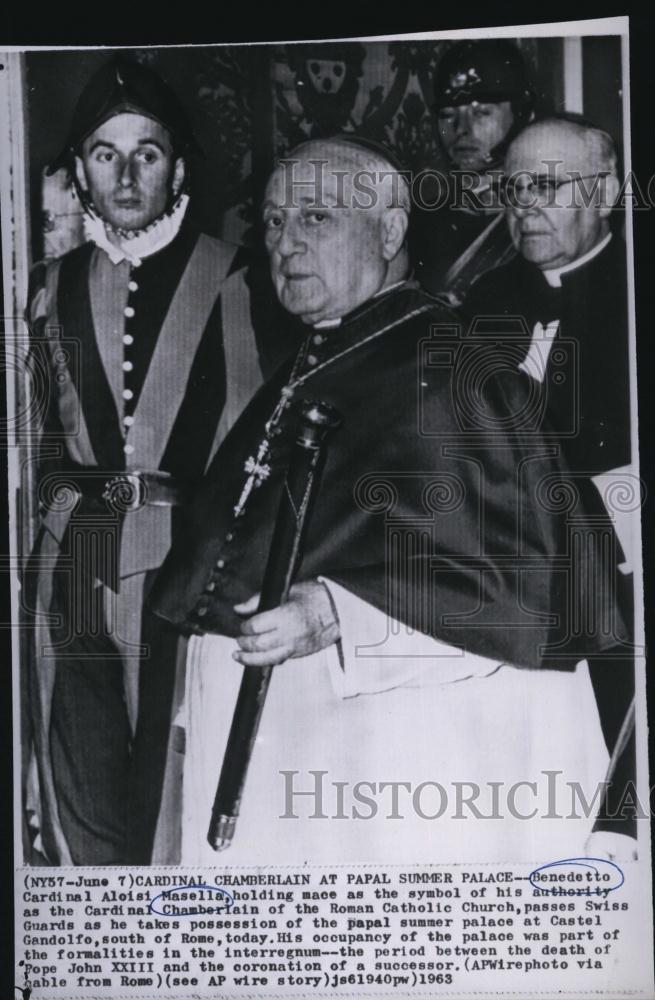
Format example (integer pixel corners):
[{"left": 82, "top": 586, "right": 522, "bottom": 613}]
[
  {"left": 82, "top": 193, "right": 190, "bottom": 267},
  {"left": 542, "top": 232, "right": 612, "bottom": 288}
]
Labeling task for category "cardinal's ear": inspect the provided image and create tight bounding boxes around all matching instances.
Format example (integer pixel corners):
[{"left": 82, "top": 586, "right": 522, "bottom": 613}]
[{"left": 381, "top": 207, "right": 409, "bottom": 262}]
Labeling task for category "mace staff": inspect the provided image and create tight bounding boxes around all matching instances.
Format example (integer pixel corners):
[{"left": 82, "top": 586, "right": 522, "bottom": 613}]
[{"left": 207, "top": 398, "right": 342, "bottom": 851}]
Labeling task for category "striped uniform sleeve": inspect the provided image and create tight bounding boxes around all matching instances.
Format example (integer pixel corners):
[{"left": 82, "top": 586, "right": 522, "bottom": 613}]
[{"left": 27, "top": 261, "right": 67, "bottom": 497}]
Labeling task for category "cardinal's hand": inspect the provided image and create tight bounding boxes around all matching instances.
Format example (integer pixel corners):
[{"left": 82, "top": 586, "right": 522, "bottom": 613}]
[{"left": 233, "top": 581, "right": 340, "bottom": 667}]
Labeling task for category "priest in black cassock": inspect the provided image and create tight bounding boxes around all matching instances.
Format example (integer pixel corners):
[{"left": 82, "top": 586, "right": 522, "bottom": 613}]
[
  {"left": 150, "top": 136, "right": 624, "bottom": 864},
  {"left": 463, "top": 115, "right": 636, "bottom": 859}
]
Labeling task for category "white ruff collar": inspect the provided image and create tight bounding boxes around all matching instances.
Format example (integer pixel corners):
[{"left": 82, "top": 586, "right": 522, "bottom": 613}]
[{"left": 82, "top": 194, "right": 190, "bottom": 266}]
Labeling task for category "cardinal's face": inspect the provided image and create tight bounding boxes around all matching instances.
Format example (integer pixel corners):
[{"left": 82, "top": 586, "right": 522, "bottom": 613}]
[{"left": 263, "top": 152, "right": 389, "bottom": 325}]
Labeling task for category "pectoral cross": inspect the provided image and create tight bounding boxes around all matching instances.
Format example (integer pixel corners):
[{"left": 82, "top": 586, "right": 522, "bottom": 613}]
[
  {"left": 232, "top": 382, "right": 297, "bottom": 519},
  {"left": 233, "top": 441, "right": 271, "bottom": 518}
]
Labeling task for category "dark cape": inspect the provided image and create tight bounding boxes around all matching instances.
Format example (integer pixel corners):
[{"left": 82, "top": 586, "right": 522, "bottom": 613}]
[{"left": 149, "top": 282, "right": 625, "bottom": 672}]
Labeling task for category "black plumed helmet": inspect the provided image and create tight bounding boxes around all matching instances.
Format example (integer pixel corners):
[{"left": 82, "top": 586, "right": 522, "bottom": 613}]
[
  {"left": 433, "top": 39, "right": 534, "bottom": 116},
  {"left": 47, "top": 55, "right": 203, "bottom": 175}
]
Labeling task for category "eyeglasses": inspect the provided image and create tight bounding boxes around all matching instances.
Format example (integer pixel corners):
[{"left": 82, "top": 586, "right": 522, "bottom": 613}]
[{"left": 500, "top": 172, "right": 611, "bottom": 209}]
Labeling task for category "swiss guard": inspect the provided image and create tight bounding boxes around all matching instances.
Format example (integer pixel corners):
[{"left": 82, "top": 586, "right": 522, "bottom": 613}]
[{"left": 25, "top": 56, "right": 266, "bottom": 865}]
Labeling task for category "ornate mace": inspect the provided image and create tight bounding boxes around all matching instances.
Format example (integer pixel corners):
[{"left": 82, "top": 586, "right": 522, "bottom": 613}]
[{"left": 207, "top": 398, "right": 341, "bottom": 850}]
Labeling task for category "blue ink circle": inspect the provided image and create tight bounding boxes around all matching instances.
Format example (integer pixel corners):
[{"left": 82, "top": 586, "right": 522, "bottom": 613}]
[{"left": 528, "top": 857, "right": 624, "bottom": 894}]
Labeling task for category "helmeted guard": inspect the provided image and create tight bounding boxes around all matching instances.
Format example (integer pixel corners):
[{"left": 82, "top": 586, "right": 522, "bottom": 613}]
[
  {"left": 412, "top": 39, "right": 535, "bottom": 303},
  {"left": 25, "top": 56, "right": 269, "bottom": 865}
]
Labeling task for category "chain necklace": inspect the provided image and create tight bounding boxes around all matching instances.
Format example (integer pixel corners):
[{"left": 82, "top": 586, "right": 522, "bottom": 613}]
[
  {"left": 233, "top": 301, "right": 434, "bottom": 520},
  {"left": 232, "top": 345, "right": 307, "bottom": 518}
]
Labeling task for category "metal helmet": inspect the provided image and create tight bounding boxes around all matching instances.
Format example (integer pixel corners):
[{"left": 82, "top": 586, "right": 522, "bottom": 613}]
[
  {"left": 432, "top": 40, "right": 535, "bottom": 166},
  {"left": 433, "top": 39, "right": 534, "bottom": 113},
  {"left": 47, "top": 55, "right": 202, "bottom": 176}
]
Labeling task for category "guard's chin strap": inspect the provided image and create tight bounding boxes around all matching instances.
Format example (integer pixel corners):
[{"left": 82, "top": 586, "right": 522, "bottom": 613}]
[{"left": 82, "top": 193, "right": 190, "bottom": 266}]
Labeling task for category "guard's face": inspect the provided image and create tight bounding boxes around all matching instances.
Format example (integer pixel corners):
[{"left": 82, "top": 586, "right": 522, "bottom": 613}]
[
  {"left": 263, "top": 155, "right": 389, "bottom": 324},
  {"left": 437, "top": 100, "right": 514, "bottom": 170},
  {"left": 75, "top": 112, "right": 184, "bottom": 231},
  {"left": 504, "top": 124, "right": 611, "bottom": 270}
]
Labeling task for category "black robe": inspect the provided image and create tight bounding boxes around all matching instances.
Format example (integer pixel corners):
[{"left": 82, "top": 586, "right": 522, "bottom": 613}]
[
  {"left": 463, "top": 236, "right": 631, "bottom": 474},
  {"left": 150, "top": 282, "right": 626, "bottom": 673}
]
